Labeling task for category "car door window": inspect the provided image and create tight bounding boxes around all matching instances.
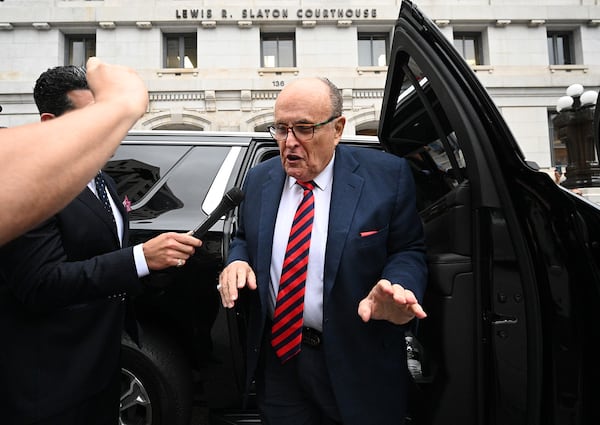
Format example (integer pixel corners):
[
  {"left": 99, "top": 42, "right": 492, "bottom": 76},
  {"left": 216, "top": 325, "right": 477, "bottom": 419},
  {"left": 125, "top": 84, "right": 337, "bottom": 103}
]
[
  {"left": 380, "top": 43, "right": 485, "bottom": 424},
  {"left": 106, "top": 145, "right": 232, "bottom": 230},
  {"left": 385, "top": 57, "right": 467, "bottom": 213}
]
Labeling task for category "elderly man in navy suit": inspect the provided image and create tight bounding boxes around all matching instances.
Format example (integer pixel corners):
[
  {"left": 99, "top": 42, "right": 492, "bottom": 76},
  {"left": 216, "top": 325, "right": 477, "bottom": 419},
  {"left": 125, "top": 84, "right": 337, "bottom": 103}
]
[
  {"left": 218, "top": 77, "right": 428, "bottom": 425},
  {"left": 0, "top": 65, "right": 201, "bottom": 424}
]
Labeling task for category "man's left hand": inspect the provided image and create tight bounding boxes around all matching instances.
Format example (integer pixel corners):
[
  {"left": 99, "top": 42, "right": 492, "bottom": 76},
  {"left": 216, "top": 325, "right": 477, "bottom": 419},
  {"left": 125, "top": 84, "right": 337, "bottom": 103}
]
[{"left": 358, "top": 279, "right": 427, "bottom": 325}]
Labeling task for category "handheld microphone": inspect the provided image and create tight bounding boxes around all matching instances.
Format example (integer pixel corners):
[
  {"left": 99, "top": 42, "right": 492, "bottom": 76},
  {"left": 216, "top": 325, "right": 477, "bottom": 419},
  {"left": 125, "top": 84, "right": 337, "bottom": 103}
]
[{"left": 190, "top": 187, "right": 244, "bottom": 238}]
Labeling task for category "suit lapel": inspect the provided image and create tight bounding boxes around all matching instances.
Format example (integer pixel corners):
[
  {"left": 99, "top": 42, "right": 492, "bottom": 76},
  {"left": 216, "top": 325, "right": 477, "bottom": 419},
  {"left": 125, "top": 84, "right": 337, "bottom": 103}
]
[
  {"left": 324, "top": 147, "right": 364, "bottom": 300},
  {"left": 78, "top": 183, "right": 120, "bottom": 245},
  {"left": 256, "top": 167, "right": 286, "bottom": 306},
  {"left": 253, "top": 150, "right": 364, "bottom": 306}
]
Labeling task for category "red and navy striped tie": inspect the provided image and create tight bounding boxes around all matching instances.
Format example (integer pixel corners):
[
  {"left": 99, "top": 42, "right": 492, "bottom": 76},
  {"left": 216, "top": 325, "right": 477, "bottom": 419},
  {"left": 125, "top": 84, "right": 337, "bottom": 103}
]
[{"left": 272, "top": 180, "right": 315, "bottom": 363}]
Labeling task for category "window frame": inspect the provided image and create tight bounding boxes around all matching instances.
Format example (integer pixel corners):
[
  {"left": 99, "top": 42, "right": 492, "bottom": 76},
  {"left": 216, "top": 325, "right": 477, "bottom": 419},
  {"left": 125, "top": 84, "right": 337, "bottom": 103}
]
[
  {"left": 358, "top": 32, "right": 390, "bottom": 67},
  {"left": 547, "top": 31, "right": 573, "bottom": 65},
  {"left": 452, "top": 31, "right": 483, "bottom": 67},
  {"left": 260, "top": 32, "right": 296, "bottom": 68},
  {"left": 163, "top": 32, "right": 198, "bottom": 69},
  {"left": 65, "top": 34, "right": 96, "bottom": 67}
]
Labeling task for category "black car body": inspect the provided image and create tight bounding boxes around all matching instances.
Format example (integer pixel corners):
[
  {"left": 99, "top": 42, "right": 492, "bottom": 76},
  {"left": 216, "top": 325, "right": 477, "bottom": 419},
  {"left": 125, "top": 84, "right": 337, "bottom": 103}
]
[
  {"left": 379, "top": 1, "right": 600, "bottom": 424},
  {"left": 109, "top": 1, "right": 600, "bottom": 424}
]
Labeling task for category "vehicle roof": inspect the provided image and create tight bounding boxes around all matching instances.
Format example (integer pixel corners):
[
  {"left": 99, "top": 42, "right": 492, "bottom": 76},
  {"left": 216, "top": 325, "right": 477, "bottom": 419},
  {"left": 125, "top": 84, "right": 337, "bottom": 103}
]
[{"left": 123, "top": 129, "right": 380, "bottom": 147}]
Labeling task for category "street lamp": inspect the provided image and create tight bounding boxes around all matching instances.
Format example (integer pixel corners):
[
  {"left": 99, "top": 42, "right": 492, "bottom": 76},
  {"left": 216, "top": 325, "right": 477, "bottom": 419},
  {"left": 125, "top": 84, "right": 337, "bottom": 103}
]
[{"left": 553, "top": 84, "right": 599, "bottom": 188}]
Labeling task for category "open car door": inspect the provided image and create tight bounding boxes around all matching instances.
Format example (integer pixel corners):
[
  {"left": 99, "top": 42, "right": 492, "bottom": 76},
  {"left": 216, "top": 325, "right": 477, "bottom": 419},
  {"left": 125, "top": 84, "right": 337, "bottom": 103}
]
[{"left": 379, "top": 1, "right": 600, "bottom": 424}]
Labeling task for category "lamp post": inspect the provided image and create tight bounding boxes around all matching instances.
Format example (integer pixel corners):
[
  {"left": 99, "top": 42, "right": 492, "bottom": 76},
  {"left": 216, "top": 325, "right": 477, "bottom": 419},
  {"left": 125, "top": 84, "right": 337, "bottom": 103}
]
[{"left": 553, "top": 84, "right": 599, "bottom": 188}]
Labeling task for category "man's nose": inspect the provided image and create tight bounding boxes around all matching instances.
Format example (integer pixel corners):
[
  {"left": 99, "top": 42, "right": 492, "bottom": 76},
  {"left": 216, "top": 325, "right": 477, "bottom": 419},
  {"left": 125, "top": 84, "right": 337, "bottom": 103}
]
[{"left": 285, "top": 128, "right": 300, "bottom": 145}]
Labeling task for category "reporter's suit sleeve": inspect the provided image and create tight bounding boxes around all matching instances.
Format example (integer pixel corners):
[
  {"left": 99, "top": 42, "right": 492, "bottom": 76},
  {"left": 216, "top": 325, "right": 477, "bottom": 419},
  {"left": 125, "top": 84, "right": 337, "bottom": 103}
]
[{"left": 0, "top": 215, "right": 141, "bottom": 313}]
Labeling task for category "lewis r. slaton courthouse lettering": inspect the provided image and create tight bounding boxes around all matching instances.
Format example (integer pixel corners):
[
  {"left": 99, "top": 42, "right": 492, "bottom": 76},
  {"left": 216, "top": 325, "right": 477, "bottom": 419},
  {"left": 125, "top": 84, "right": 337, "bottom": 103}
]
[{"left": 175, "top": 8, "right": 378, "bottom": 20}]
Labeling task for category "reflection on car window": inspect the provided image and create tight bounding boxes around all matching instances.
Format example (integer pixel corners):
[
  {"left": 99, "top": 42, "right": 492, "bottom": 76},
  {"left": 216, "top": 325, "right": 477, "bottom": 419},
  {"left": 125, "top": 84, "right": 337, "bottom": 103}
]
[
  {"left": 106, "top": 145, "right": 189, "bottom": 205},
  {"left": 390, "top": 56, "right": 467, "bottom": 211},
  {"left": 427, "top": 134, "right": 466, "bottom": 176},
  {"left": 105, "top": 145, "right": 231, "bottom": 228}
]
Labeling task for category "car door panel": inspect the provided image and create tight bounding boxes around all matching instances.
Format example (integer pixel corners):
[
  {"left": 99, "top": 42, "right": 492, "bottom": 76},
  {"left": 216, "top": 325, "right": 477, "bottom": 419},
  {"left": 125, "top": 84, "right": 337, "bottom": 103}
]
[
  {"left": 379, "top": 2, "right": 534, "bottom": 424},
  {"left": 382, "top": 2, "right": 600, "bottom": 425}
]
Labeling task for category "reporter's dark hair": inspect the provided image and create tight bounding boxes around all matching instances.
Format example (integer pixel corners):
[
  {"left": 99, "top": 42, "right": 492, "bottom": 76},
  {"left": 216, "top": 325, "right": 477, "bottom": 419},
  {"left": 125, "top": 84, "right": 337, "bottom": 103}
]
[{"left": 33, "top": 65, "right": 88, "bottom": 117}]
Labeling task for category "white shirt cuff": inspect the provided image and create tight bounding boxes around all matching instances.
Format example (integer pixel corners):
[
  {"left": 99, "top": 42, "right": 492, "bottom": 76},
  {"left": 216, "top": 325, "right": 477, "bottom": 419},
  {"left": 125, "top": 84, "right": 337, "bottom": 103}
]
[{"left": 133, "top": 243, "right": 150, "bottom": 278}]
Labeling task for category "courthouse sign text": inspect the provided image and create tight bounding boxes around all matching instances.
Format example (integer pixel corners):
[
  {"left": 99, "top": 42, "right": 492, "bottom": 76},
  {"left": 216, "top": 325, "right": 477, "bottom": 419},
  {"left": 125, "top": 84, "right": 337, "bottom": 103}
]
[{"left": 175, "top": 8, "right": 378, "bottom": 20}]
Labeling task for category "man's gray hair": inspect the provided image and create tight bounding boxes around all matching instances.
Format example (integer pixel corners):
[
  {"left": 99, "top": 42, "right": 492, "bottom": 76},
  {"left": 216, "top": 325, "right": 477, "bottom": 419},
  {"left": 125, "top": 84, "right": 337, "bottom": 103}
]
[{"left": 318, "top": 77, "right": 343, "bottom": 117}]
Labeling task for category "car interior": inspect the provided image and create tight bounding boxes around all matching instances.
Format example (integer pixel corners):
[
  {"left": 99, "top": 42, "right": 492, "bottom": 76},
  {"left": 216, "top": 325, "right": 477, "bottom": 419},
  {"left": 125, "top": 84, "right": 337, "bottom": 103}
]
[{"left": 380, "top": 51, "right": 479, "bottom": 424}]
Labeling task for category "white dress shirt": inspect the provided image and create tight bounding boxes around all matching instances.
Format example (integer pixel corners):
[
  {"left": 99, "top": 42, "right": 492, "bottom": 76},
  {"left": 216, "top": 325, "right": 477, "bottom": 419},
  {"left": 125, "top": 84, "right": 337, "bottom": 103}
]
[
  {"left": 269, "top": 154, "right": 334, "bottom": 331},
  {"left": 87, "top": 175, "right": 150, "bottom": 278}
]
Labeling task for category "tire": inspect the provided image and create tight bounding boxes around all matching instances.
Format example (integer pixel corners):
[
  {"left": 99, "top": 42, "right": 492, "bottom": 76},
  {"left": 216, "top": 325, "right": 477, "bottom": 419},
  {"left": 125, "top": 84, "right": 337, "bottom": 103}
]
[{"left": 120, "top": 328, "right": 193, "bottom": 425}]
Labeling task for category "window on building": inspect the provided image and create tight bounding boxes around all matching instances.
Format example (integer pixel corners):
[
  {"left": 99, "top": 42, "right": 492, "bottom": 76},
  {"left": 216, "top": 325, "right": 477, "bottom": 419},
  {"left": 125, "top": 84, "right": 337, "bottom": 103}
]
[
  {"left": 358, "top": 33, "right": 389, "bottom": 67},
  {"left": 453, "top": 32, "right": 482, "bottom": 66},
  {"left": 261, "top": 33, "right": 295, "bottom": 68},
  {"left": 548, "top": 110, "right": 568, "bottom": 167},
  {"left": 547, "top": 31, "right": 573, "bottom": 65},
  {"left": 164, "top": 33, "right": 197, "bottom": 68},
  {"left": 66, "top": 34, "right": 96, "bottom": 67}
]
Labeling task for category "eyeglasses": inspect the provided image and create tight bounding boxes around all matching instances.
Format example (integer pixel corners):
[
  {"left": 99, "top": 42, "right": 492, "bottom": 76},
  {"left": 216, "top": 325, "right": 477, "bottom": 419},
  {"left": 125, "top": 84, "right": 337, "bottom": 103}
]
[{"left": 268, "top": 115, "right": 340, "bottom": 142}]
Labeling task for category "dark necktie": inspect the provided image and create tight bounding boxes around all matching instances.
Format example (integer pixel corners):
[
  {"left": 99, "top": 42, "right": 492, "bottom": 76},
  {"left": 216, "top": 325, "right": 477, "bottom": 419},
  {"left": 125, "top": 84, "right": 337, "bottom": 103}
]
[
  {"left": 94, "top": 172, "right": 115, "bottom": 224},
  {"left": 272, "top": 180, "right": 315, "bottom": 363},
  {"left": 95, "top": 172, "right": 137, "bottom": 342}
]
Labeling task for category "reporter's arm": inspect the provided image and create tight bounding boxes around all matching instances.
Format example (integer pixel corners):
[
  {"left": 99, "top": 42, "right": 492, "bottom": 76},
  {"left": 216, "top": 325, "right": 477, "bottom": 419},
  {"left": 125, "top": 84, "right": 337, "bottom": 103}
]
[{"left": 0, "top": 58, "right": 148, "bottom": 246}]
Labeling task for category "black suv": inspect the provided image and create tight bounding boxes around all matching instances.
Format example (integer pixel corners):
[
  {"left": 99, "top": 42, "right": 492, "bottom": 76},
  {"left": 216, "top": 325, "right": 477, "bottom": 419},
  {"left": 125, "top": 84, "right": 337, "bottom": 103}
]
[{"left": 109, "top": 1, "right": 600, "bottom": 424}]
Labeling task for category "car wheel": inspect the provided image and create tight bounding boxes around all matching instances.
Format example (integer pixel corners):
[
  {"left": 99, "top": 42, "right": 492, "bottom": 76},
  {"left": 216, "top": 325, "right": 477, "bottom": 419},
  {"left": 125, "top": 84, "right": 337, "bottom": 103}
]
[{"left": 120, "top": 328, "right": 193, "bottom": 425}]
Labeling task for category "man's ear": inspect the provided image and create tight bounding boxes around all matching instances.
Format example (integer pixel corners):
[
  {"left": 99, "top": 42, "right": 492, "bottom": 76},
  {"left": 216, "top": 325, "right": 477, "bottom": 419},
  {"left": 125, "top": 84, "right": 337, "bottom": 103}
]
[
  {"left": 40, "top": 113, "right": 56, "bottom": 122},
  {"left": 334, "top": 116, "right": 346, "bottom": 138}
]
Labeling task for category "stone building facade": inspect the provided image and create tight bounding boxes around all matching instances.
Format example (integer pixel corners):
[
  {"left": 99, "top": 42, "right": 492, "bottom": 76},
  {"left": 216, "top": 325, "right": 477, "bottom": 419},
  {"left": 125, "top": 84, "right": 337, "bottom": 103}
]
[{"left": 0, "top": 0, "right": 598, "bottom": 169}]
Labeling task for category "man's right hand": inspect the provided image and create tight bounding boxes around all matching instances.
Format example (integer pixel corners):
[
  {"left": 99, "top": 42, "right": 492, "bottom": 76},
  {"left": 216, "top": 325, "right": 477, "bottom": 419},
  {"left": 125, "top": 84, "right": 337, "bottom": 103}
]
[
  {"left": 218, "top": 260, "right": 257, "bottom": 308},
  {"left": 85, "top": 57, "right": 149, "bottom": 120},
  {"left": 142, "top": 232, "right": 202, "bottom": 270}
]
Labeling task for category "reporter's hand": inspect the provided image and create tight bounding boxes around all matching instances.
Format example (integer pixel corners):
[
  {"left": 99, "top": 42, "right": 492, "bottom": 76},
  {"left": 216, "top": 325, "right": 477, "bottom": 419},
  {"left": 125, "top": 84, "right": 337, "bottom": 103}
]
[
  {"left": 142, "top": 232, "right": 202, "bottom": 270},
  {"left": 218, "top": 260, "right": 257, "bottom": 308},
  {"left": 358, "top": 279, "right": 427, "bottom": 325},
  {"left": 85, "top": 57, "right": 149, "bottom": 120}
]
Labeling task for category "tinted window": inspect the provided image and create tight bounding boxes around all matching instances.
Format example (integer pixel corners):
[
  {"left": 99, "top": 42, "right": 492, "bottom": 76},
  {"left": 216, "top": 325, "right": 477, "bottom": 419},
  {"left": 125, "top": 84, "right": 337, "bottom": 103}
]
[
  {"left": 383, "top": 56, "right": 466, "bottom": 211},
  {"left": 105, "top": 145, "right": 231, "bottom": 230}
]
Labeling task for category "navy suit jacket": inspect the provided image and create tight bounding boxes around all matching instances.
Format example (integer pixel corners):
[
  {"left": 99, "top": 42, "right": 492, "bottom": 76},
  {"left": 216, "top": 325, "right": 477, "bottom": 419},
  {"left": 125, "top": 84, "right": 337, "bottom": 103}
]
[
  {"left": 0, "top": 173, "right": 143, "bottom": 423},
  {"left": 227, "top": 145, "right": 427, "bottom": 425}
]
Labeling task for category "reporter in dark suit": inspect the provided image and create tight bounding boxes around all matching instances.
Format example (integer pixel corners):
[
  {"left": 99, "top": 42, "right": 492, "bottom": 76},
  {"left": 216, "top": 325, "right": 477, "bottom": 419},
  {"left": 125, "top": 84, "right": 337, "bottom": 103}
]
[
  {"left": 0, "top": 66, "right": 201, "bottom": 424},
  {"left": 218, "top": 77, "right": 427, "bottom": 424}
]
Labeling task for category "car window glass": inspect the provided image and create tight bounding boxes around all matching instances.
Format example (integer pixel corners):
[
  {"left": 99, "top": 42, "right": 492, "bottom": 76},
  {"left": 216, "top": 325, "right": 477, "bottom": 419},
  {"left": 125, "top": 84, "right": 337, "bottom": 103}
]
[
  {"left": 106, "top": 145, "right": 231, "bottom": 229},
  {"left": 106, "top": 145, "right": 188, "bottom": 204},
  {"left": 389, "top": 55, "right": 467, "bottom": 211}
]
